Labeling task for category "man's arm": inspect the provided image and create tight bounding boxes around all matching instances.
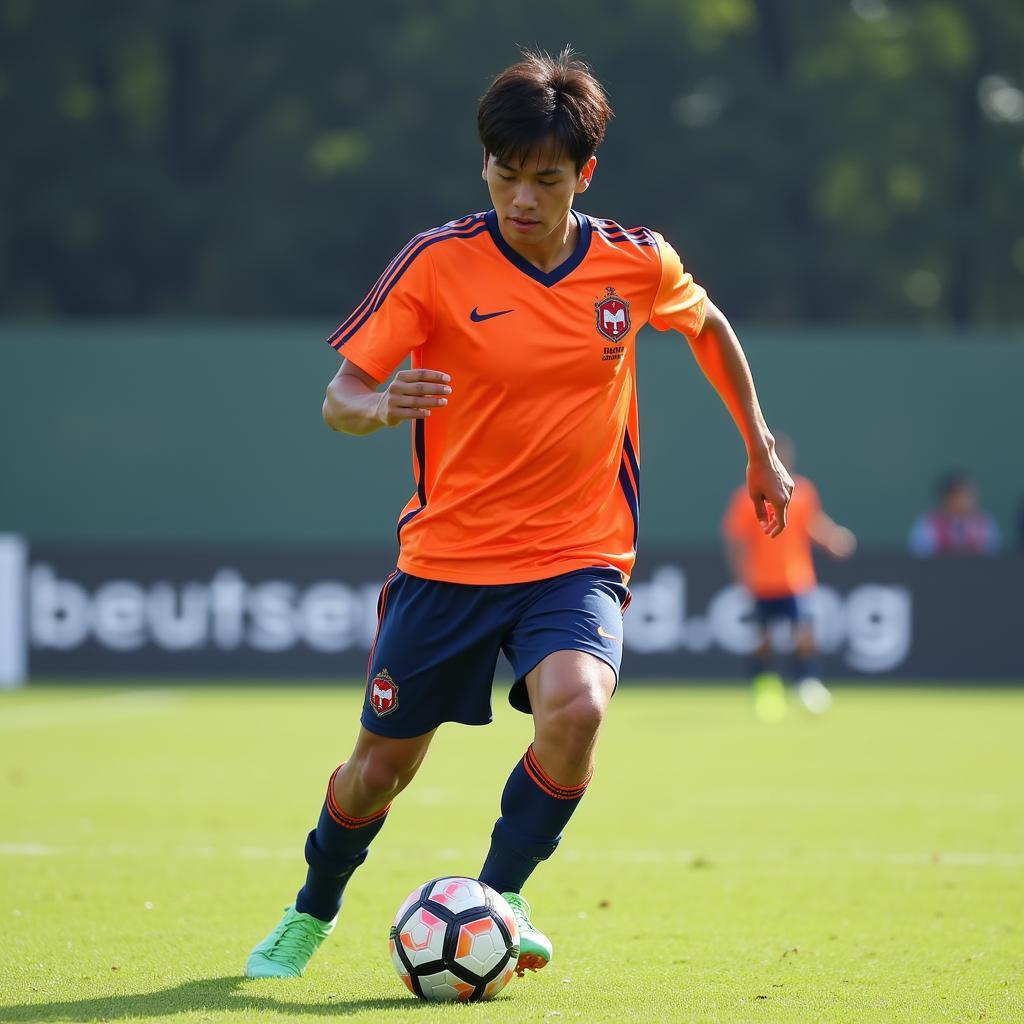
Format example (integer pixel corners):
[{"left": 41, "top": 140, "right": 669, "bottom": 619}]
[
  {"left": 688, "top": 300, "right": 794, "bottom": 536},
  {"left": 322, "top": 360, "right": 451, "bottom": 436},
  {"left": 809, "top": 510, "right": 857, "bottom": 558}
]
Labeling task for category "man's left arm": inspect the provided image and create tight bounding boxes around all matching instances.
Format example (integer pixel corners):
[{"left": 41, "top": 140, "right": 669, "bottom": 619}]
[{"left": 687, "top": 300, "right": 794, "bottom": 537}]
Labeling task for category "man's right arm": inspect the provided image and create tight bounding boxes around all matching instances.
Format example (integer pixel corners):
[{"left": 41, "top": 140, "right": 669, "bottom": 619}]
[
  {"left": 322, "top": 360, "right": 452, "bottom": 436},
  {"left": 809, "top": 510, "right": 857, "bottom": 559}
]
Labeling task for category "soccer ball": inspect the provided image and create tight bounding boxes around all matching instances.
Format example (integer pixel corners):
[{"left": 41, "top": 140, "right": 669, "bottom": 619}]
[{"left": 389, "top": 876, "right": 520, "bottom": 1001}]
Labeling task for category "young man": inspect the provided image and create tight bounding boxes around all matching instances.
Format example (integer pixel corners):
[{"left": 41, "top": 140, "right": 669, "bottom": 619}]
[
  {"left": 722, "top": 435, "right": 855, "bottom": 719},
  {"left": 247, "top": 48, "right": 792, "bottom": 980}
]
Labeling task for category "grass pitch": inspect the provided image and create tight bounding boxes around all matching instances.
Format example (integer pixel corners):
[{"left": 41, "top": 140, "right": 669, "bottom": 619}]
[{"left": 0, "top": 683, "right": 1022, "bottom": 1024}]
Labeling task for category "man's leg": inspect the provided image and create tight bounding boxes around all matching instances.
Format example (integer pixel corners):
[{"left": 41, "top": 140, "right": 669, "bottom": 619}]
[
  {"left": 751, "top": 619, "right": 786, "bottom": 722},
  {"left": 246, "top": 726, "right": 434, "bottom": 978},
  {"left": 750, "top": 625, "right": 774, "bottom": 678},
  {"left": 479, "top": 650, "right": 616, "bottom": 971},
  {"left": 296, "top": 726, "right": 435, "bottom": 920},
  {"left": 792, "top": 621, "right": 832, "bottom": 714}
]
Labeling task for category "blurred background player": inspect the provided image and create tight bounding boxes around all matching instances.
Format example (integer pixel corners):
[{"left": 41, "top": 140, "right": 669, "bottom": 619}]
[
  {"left": 722, "top": 435, "right": 855, "bottom": 719},
  {"left": 908, "top": 472, "right": 1001, "bottom": 556}
]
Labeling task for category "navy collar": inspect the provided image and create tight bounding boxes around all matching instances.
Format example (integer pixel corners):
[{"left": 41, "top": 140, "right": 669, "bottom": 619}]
[{"left": 484, "top": 209, "right": 592, "bottom": 287}]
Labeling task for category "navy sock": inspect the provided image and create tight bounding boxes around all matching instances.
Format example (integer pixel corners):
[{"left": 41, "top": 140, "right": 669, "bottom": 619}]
[
  {"left": 750, "top": 650, "right": 774, "bottom": 678},
  {"left": 479, "top": 745, "right": 592, "bottom": 895},
  {"left": 295, "top": 764, "right": 390, "bottom": 923}
]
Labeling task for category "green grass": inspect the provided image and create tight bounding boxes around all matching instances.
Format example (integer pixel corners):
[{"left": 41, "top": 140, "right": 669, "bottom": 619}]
[{"left": 0, "top": 684, "right": 1022, "bottom": 1024}]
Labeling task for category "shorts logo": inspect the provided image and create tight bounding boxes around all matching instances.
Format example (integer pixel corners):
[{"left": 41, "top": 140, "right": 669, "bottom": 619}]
[
  {"left": 595, "top": 286, "right": 631, "bottom": 342},
  {"left": 370, "top": 668, "right": 398, "bottom": 717}
]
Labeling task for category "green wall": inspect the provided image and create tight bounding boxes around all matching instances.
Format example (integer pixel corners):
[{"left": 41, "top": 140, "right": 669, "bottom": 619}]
[{"left": 1, "top": 322, "right": 1021, "bottom": 547}]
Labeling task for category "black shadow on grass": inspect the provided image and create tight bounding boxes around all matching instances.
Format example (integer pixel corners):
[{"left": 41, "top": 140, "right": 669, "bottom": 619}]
[{"left": 0, "top": 975, "right": 426, "bottom": 1021}]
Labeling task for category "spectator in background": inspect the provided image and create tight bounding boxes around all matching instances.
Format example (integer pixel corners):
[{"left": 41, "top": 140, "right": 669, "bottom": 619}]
[
  {"left": 908, "top": 473, "right": 1001, "bottom": 556},
  {"left": 722, "top": 436, "right": 856, "bottom": 721}
]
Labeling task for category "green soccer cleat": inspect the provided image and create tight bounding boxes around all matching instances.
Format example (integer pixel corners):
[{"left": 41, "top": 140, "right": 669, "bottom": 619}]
[
  {"left": 245, "top": 904, "right": 335, "bottom": 978},
  {"left": 753, "top": 671, "right": 787, "bottom": 723},
  {"left": 502, "top": 892, "right": 552, "bottom": 975}
]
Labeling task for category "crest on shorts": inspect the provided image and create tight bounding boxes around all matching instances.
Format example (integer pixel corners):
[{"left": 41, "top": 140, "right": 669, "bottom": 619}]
[
  {"left": 370, "top": 668, "right": 398, "bottom": 717},
  {"left": 595, "top": 286, "right": 631, "bottom": 342}
]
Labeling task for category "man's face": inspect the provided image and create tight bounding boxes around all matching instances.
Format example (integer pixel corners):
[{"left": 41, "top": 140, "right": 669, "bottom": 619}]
[
  {"left": 482, "top": 147, "right": 596, "bottom": 245},
  {"left": 944, "top": 482, "right": 978, "bottom": 518}
]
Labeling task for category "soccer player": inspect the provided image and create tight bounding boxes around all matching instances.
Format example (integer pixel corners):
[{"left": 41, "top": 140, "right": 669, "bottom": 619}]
[
  {"left": 247, "top": 48, "right": 793, "bottom": 980},
  {"left": 722, "top": 435, "right": 855, "bottom": 719}
]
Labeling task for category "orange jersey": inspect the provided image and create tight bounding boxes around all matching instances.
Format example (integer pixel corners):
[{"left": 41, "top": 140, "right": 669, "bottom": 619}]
[
  {"left": 329, "top": 210, "right": 707, "bottom": 585},
  {"left": 722, "top": 475, "right": 822, "bottom": 598}
]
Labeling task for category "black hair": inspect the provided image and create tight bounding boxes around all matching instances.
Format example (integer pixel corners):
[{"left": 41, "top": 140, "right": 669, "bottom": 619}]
[{"left": 478, "top": 47, "right": 613, "bottom": 172}]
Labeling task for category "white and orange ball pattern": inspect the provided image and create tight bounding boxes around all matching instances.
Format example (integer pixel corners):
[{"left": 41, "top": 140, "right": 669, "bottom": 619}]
[{"left": 389, "top": 876, "right": 520, "bottom": 1001}]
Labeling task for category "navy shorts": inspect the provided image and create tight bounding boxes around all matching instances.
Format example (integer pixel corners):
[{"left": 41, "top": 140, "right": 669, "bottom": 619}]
[
  {"left": 360, "top": 567, "right": 630, "bottom": 738},
  {"left": 754, "top": 592, "right": 811, "bottom": 626}
]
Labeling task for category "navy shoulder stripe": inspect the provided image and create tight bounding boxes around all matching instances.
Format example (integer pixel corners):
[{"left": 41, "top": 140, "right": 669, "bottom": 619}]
[
  {"left": 328, "top": 214, "right": 487, "bottom": 350},
  {"left": 590, "top": 217, "right": 658, "bottom": 249}
]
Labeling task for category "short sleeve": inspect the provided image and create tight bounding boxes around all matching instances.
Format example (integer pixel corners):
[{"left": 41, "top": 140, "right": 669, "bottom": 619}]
[
  {"left": 649, "top": 233, "right": 707, "bottom": 340},
  {"left": 326, "top": 240, "right": 435, "bottom": 382}
]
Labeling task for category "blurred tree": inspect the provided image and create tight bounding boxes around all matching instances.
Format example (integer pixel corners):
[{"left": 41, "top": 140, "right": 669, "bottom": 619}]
[{"left": 1, "top": 0, "right": 1022, "bottom": 322}]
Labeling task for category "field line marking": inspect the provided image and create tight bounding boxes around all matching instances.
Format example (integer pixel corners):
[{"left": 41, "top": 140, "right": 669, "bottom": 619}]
[
  {"left": 878, "top": 851, "right": 1024, "bottom": 866},
  {"left": 0, "top": 843, "right": 54, "bottom": 856},
  {"left": 0, "top": 842, "right": 298, "bottom": 860},
  {"left": 0, "top": 690, "right": 181, "bottom": 731},
  {"left": 1, "top": 842, "right": 1021, "bottom": 867}
]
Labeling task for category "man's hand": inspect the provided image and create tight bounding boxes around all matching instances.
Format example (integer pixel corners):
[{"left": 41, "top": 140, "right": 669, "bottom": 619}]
[
  {"left": 816, "top": 519, "right": 857, "bottom": 558},
  {"left": 748, "top": 446, "right": 794, "bottom": 538},
  {"left": 376, "top": 369, "right": 452, "bottom": 426},
  {"left": 324, "top": 361, "right": 452, "bottom": 435},
  {"left": 825, "top": 525, "right": 857, "bottom": 558}
]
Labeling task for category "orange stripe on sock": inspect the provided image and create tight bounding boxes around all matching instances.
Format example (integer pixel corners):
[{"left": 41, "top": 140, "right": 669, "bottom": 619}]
[
  {"left": 523, "top": 755, "right": 563, "bottom": 799},
  {"left": 523, "top": 755, "right": 587, "bottom": 801},
  {"left": 324, "top": 763, "right": 392, "bottom": 829},
  {"left": 526, "top": 746, "right": 593, "bottom": 796},
  {"left": 523, "top": 746, "right": 592, "bottom": 801}
]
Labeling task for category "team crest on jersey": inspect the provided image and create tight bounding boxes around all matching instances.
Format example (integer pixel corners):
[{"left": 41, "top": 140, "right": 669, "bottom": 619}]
[
  {"left": 370, "top": 669, "right": 398, "bottom": 717},
  {"left": 595, "top": 286, "right": 631, "bottom": 342}
]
